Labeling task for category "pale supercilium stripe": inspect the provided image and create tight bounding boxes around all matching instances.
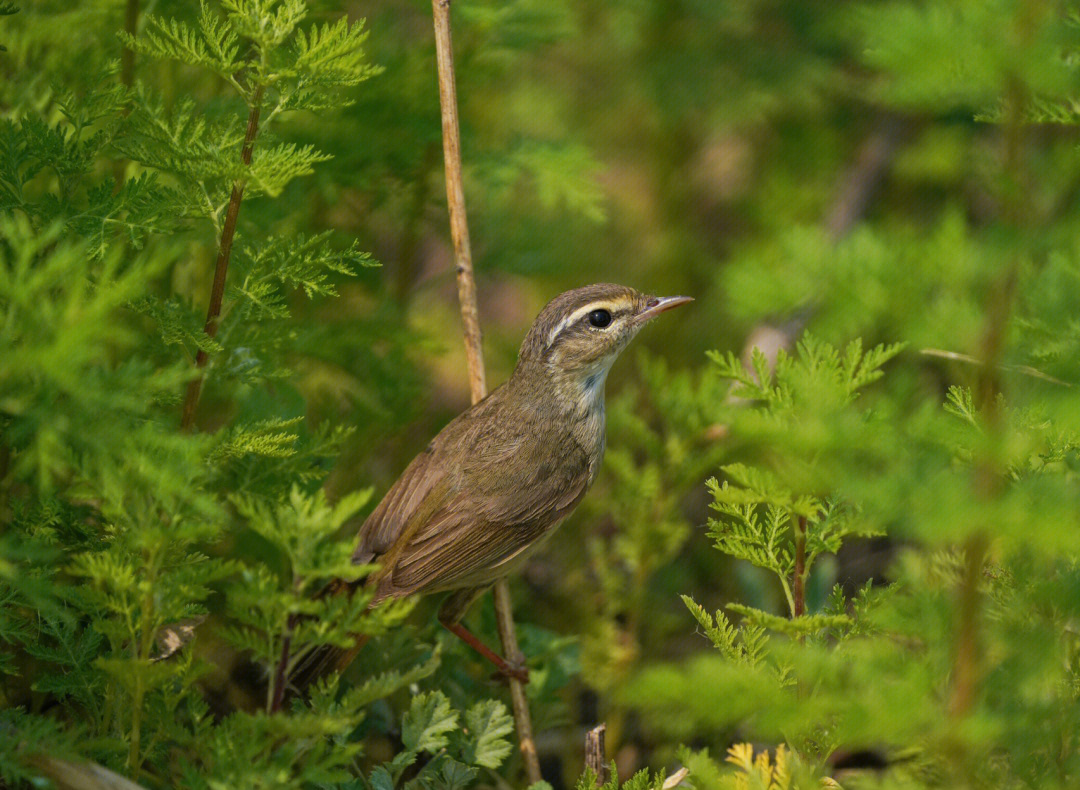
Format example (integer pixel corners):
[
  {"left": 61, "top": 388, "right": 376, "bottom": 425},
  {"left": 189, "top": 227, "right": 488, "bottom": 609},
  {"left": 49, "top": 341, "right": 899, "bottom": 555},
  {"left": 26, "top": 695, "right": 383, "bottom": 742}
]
[{"left": 545, "top": 301, "right": 624, "bottom": 347}]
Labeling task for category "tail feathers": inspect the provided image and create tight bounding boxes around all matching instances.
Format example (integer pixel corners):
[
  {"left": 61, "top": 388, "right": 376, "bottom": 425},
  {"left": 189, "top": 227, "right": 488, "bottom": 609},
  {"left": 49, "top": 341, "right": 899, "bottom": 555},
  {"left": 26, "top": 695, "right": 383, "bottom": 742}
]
[
  {"left": 289, "top": 635, "right": 370, "bottom": 695},
  {"left": 287, "top": 577, "right": 371, "bottom": 697}
]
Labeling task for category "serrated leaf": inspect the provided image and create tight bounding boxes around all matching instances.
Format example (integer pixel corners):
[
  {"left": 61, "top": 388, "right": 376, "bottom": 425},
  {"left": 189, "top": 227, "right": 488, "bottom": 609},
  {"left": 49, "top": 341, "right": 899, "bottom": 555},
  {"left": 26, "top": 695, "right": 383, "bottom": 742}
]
[
  {"left": 401, "top": 692, "right": 458, "bottom": 754},
  {"left": 416, "top": 758, "right": 478, "bottom": 790},
  {"left": 370, "top": 766, "right": 396, "bottom": 790},
  {"left": 460, "top": 699, "right": 513, "bottom": 768}
]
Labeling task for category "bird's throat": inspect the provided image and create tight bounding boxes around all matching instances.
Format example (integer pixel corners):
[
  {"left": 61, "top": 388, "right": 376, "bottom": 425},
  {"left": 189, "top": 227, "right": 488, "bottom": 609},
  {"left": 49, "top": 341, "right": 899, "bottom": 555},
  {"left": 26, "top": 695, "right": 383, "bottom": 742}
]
[{"left": 540, "top": 355, "right": 616, "bottom": 424}]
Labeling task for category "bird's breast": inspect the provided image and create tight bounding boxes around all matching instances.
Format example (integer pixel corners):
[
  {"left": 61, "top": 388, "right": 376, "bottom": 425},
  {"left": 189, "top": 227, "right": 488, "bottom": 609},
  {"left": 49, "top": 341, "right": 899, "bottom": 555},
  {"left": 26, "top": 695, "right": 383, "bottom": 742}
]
[{"left": 563, "top": 398, "right": 606, "bottom": 486}]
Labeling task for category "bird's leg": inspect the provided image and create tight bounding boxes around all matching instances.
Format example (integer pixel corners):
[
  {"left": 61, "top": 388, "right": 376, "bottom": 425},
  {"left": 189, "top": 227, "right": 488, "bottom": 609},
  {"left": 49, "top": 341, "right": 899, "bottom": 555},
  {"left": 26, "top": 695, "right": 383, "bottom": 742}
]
[{"left": 438, "top": 588, "right": 530, "bottom": 684}]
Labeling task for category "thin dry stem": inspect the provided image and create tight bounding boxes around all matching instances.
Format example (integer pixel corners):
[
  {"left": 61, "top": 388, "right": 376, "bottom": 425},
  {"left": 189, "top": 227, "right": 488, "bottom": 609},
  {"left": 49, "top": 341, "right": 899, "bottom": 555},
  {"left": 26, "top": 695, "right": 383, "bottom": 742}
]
[
  {"left": 431, "top": 0, "right": 486, "bottom": 401},
  {"left": 181, "top": 85, "right": 265, "bottom": 429},
  {"left": 493, "top": 579, "right": 541, "bottom": 780},
  {"left": 584, "top": 723, "right": 609, "bottom": 786},
  {"left": 430, "top": 0, "right": 540, "bottom": 782}
]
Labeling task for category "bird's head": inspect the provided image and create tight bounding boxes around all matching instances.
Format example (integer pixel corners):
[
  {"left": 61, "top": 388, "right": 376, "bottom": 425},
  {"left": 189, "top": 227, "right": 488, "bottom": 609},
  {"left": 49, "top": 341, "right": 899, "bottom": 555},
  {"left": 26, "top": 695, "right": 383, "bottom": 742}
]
[{"left": 515, "top": 283, "right": 692, "bottom": 395}]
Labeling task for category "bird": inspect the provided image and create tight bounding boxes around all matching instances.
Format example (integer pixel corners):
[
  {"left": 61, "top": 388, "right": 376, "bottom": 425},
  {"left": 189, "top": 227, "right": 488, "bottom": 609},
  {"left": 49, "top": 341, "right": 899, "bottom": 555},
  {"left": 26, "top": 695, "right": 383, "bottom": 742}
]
[{"left": 292, "top": 283, "right": 691, "bottom": 689}]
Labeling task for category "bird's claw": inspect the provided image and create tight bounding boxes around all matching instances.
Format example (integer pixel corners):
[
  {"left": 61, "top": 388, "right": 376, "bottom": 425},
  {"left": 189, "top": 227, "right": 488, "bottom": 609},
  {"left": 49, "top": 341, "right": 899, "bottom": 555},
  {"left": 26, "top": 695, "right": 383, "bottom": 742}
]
[{"left": 494, "top": 656, "right": 530, "bottom": 685}]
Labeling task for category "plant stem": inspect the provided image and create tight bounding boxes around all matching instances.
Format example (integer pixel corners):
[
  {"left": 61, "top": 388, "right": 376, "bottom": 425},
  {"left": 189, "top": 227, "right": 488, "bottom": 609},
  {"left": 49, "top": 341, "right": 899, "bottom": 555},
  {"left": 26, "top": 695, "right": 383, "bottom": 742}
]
[
  {"left": 180, "top": 85, "right": 265, "bottom": 430},
  {"left": 584, "top": 724, "right": 609, "bottom": 786},
  {"left": 949, "top": 531, "right": 988, "bottom": 717},
  {"left": 269, "top": 612, "right": 298, "bottom": 714},
  {"left": 430, "top": 1, "right": 540, "bottom": 783},
  {"left": 826, "top": 114, "right": 907, "bottom": 242},
  {"left": 792, "top": 516, "right": 806, "bottom": 618},
  {"left": 431, "top": 0, "right": 486, "bottom": 402},
  {"left": 948, "top": 73, "right": 1025, "bottom": 722},
  {"left": 493, "top": 580, "right": 542, "bottom": 780}
]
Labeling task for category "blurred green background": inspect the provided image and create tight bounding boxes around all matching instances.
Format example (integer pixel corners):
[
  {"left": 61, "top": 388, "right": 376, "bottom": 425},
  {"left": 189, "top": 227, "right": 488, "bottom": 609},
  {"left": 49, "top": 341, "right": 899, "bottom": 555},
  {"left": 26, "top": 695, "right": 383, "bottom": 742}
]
[{"left": 4, "top": 0, "right": 1080, "bottom": 788}]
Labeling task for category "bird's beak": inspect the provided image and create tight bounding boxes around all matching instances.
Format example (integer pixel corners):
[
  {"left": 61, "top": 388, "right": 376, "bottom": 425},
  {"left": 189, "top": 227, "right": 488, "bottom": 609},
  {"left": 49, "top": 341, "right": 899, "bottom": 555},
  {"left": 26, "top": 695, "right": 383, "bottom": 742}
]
[{"left": 635, "top": 295, "right": 694, "bottom": 324}]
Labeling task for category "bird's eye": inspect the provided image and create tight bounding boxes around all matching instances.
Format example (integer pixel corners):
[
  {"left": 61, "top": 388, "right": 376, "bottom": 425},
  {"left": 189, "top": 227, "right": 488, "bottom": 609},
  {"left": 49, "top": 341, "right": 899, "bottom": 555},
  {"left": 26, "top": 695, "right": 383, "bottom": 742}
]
[{"left": 588, "top": 309, "right": 612, "bottom": 328}]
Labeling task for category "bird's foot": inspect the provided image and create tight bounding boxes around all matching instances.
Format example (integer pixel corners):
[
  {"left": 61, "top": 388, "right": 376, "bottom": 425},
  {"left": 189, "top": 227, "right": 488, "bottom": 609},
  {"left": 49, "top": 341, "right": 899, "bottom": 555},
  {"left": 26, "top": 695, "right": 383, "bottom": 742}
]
[
  {"left": 440, "top": 618, "right": 530, "bottom": 684},
  {"left": 493, "top": 655, "right": 530, "bottom": 685}
]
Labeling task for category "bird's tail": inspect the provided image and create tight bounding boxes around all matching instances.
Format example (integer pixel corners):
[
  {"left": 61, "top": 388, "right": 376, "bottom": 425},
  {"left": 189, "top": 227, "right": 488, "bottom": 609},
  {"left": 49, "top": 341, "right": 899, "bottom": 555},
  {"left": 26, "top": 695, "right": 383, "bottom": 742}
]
[
  {"left": 288, "top": 578, "right": 371, "bottom": 696},
  {"left": 289, "top": 634, "right": 370, "bottom": 694}
]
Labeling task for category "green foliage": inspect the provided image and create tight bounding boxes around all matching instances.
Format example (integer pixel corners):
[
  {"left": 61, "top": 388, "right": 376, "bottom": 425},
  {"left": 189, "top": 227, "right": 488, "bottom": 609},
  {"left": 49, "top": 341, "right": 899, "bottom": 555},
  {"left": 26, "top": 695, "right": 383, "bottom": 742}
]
[
  {"left": 0, "top": 83, "right": 178, "bottom": 250},
  {"left": 365, "top": 691, "right": 515, "bottom": 790},
  {"left": 122, "top": 0, "right": 381, "bottom": 111},
  {"left": 681, "top": 595, "right": 767, "bottom": 670},
  {"left": 703, "top": 337, "right": 894, "bottom": 635},
  {"left": 9, "top": 0, "right": 1080, "bottom": 788},
  {"left": 573, "top": 357, "right": 727, "bottom": 677},
  {"left": 575, "top": 764, "right": 670, "bottom": 790},
  {"left": 0, "top": 2, "right": 513, "bottom": 788}
]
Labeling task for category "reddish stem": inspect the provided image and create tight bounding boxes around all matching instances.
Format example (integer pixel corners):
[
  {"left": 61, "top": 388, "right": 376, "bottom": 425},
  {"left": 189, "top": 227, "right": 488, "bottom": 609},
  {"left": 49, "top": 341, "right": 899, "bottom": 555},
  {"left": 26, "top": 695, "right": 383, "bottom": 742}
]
[{"left": 180, "top": 85, "right": 265, "bottom": 430}]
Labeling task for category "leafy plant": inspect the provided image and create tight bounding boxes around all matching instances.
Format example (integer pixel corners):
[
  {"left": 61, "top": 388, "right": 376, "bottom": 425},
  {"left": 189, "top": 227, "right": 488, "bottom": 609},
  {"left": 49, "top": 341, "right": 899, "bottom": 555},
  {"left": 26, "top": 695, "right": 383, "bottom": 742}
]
[{"left": 0, "top": 2, "right": 514, "bottom": 788}]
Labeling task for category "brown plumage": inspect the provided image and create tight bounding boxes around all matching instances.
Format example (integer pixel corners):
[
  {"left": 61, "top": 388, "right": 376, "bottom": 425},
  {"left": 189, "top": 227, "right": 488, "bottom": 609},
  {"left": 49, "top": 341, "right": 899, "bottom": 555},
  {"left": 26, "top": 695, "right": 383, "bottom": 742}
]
[{"left": 292, "top": 283, "right": 691, "bottom": 688}]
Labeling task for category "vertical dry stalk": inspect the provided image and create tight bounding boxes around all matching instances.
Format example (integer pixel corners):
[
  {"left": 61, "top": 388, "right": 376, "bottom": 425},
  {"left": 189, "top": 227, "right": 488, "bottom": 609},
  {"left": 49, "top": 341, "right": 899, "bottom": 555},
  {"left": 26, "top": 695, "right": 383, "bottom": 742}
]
[
  {"left": 431, "top": 0, "right": 486, "bottom": 402},
  {"left": 493, "top": 580, "right": 541, "bottom": 777},
  {"left": 584, "top": 723, "right": 609, "bottom": 786},
  {"left": 115, "top": 0, "right": 140, "bottom": 189},
  {"left": 180, "top": 86, "right": 265, "bottom": 429},
  {"left": 429, "top": 0, "right": 541, "bottom": 783}
]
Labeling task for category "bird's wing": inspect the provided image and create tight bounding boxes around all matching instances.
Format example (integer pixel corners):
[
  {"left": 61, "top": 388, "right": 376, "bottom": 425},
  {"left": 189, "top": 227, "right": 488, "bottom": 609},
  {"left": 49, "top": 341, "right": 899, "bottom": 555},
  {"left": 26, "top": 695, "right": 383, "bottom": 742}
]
[
  {"left": 355, "top": 423, "right": 591, "bottom": 598},
  {"left": 352, "top": 444, "right": 450, "bottom": 566},
  {"left": 384, "top": 457, "right": 590, "bottom": 594}
]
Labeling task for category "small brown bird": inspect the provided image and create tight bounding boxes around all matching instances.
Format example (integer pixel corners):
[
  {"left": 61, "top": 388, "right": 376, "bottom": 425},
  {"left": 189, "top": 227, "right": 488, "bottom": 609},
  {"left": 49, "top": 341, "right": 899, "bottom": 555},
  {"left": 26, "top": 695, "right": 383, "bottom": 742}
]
[{"left": 296, "top": 283, "right": 691, "bottom": 686}]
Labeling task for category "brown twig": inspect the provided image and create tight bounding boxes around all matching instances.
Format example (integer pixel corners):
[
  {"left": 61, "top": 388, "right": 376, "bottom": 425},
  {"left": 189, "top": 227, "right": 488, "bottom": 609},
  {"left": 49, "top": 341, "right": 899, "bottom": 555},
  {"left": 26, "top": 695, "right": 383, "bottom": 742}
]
[
  {"left": 114, "top": 0, "right": 140, "bottom": 189},
  {"left": 584, "top": 723, "right": 609, "bottom": 786},
  {"left": 431, "top": 0, "right": 486, "bottom": 402},
  {"left": 493, "top": 580, "right": 541, "bottom": 779},
  {"left": 429, "top": 0, "right": 541, "bottom": 783},
  {"left": 180, "top": 85, "right": 265, "bottom": 430}
]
